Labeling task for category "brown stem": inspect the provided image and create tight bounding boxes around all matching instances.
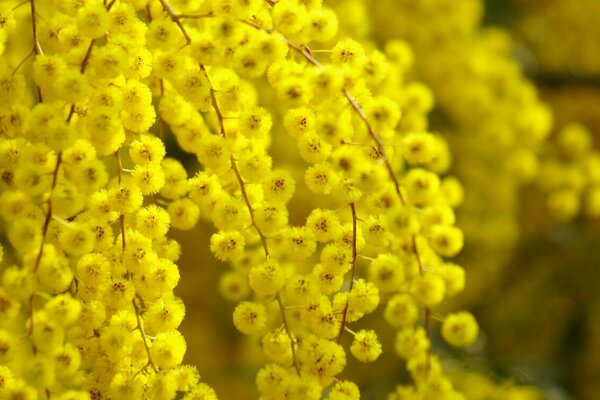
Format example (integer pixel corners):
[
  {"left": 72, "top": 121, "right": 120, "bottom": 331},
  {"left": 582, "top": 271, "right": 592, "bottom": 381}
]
[
  {"left": 66, "top": 39, "right": 96, "bottom": 123},
  {"left": 116, "top": 150, "right": 123, "bottom": 184},
  {"left": 118, "top": 149, "right": 155, "bottom": 373},
  {"left": 158, "top": 0, "right": 191, "bottom": 44},
  {"left": 29, "top": 0, "right": 42, "bottom": 102},
  {"left": 343, "top": 91, "right": 407, "bottom": 206},
  {"left": 12, "top": 51, "right": 34, "bottom": 76},
  {"left": 29, "top": 0, "right": 40, "bottom": 55},
  {"left": 27, "top": 293, "right": 38, "bottom": 355},
  {"left": 198, "top": 64, "right": 271, "bottom": 259},
  {"left": 200, "top": 65, "right": 227, "bottom": 136},
  {"left": 115, "top": 151, "right": 126, "bottom": 250},
  {"left": 175, "top": 12, "right": 214, "bottom": 19},
  {"left": 276, "top": 293, "right": 300, "bottom": 376},
  {"left": 336, "top": 203, "right": 358, "bottom": 343},
  {"left": 411, "top": 235, "right": 431, "bottom": 338},
  {"left": 199, "top": 63, "right": 299, "bottom": 374},
  {"left": 133, "top": 297, "right": 158, "bottom": 373},
  {"left": 159, "top": 79, "right": 166, "bottom": 140},
  {"left": 80, "top": 39, "right": 95, "bottom": 74},
  {"left": 33, "top": 152, "right": 62, "bottom": 272}
]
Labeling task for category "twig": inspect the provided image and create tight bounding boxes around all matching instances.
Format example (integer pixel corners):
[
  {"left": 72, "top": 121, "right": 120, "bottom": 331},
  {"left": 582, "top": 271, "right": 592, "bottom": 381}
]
[
  {"left": 343, "top": 91, "right": 407, "bottom": 206},
  {"left": 29, "top": 0, "right": 41, "bottom": 55},
  {"left": 175, "top": 12, "right": 214, "bottom": 19},
  {"left": 158, "top": 0, "right": 191, "bottom": 44},
  {"left": 117, "top": 148, "right": 156, "bottom": 373},
  {"left": 29, "top": 0, "right": 42, "bottom": 101},
  {"left": 12, "top": 51, "right": 34, "bottom": 76},
  {"left": 276, "top": 293, "right": 300, "bottom": 376},
  {"left": 159, "top": 79, "right": 166, "bottom": 140},
  {"left": 412, "top": 235, "right": 431, "bottom": 339},
  {"left": 132, "top": 297, "right": 158, "bottom": 373},
  {"left": 66, "top": 39, "right": 96, "bottom": 123},
  {"left": 336, "top": 203, "right": 358, "bottom": 343},
  {"left": 200, "top": 65, "right": 228, "bottom": 137},
  {"left": 115, "top": 151, "right": 126, "bottom": 250},
  {"left": 80, "top": 39, "right": 95, "bottom": 74},
  {"left": 199, "top": 63, "right": 299, "bottom": 374},
  {"left": 13, "top": 0, "right": 30, "bottom": 10},
  {"left": 33, "top": 153, "right": 62, "bottom": 272}
]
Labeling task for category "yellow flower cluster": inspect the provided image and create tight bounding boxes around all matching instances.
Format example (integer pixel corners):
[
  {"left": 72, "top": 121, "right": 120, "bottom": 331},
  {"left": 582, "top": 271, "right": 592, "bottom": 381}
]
[
  {"left": 0, "top": 0, "right": 482, "bottom": 399},
  {"left": 0, "top": 0, "right": 216, "bottom": 399},
  {"left": 538, "top": 123, "right": 600, "bottom": 221},
  {"left": 347, "top": 1, "right": 600, "bottom": 398},
  {"left": 360, "top": 0, "right": 600, "bottom": 304},
  {"left": 364, "top": 0, "right": 551, "bottom": 259}
]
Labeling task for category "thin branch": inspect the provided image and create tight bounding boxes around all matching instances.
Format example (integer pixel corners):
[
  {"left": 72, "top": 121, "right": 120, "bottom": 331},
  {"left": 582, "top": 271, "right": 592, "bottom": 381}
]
[
  {"left": 344, "top": 326, "right": 357, "bottom": 336},
  {"left": 117, "top": 148, "right": 156, "bottom": 373},
  {"left": 175, "top": 12, "right": 214, "bottom": 19},
  {"left": 27, "top": 293, "right": 38, "bottom": 355},
  {"left": 115, "top": 151, "right": 126, "bottom": 250},
  {"left": 29, "top": 0, "right": 42, "bottom": 102},
  {"left": 412, "top": 235, "right": 431, "bottom": 338},
  {"left": 158, "top": 0, "right": 191, "bottom": 44},
  {"left": 200, "top": 62, "right": 299, "bottom": 374},
  {"left": 159, "top": 79, "right": 166, "bottom": 140},
  {"left": 199, "top": 64, "right": 271, "bottom": 258},
  {"left": 12, "top": 51, "right": 34, "bottom": 76},
  {"left": 231, "top": 161, "right": 271, "bottom": 257},
  {"left": 116, "top": 149, "right": 124, "bottom": 187},
  {"left": 343, "top": 91, "right": 407, "bottom": 206},
  {"left": 66, "top": 39, "right": 96, "bottom": 123},
  {"left": 276, "top": 293, "right": 300, "bottom": 376},
  {"left": 238, "top": 18, "right": 274, "bottom": 35},
  {"left": 33, "top": 152, "right": 62, "bottom": 272},
  {"left": 200, "top": 65, "right": 227, "bottom": 137},
  {"left": 132, "top": 297, "right": 158, "bottom": 373},
  {"left": 13, "top": 0, "right": 30, "bottom": 10},
  {"left": 80, "top": 39, "right": 95, "bottom": 74},
  {"left": 29, "top": 0, "right": 41, "bottom": 55},
  {"left": 336, "top": 203, "right": 358, "bottom": 343}
]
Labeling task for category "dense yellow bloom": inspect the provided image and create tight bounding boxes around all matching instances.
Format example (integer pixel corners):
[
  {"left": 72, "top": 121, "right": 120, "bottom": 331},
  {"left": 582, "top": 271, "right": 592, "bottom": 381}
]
[
  {"left": 150, "top": 331, "right": 187, "bottom": 369},
  {"left": 442, "top": 311, "right": 479, "bottom": 347},
  {"left": 0, "top": 0, "right": 576, "bottom": 398},
  {"left": 249, "top": 258, "right": 286, "bottom": 296},
  {"left": 233, "top": 301, "right": 267, "bottom": 334},
  {"left": 350, "top": 329, "right": 382, "bottom": 362}
]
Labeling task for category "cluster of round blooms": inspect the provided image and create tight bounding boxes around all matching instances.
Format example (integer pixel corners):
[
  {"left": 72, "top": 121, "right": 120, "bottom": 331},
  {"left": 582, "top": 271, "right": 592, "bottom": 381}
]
[
  {"left": 0, "top": 0, "right": 483, "bottom": 399},
  {"left": 354, "top": 0, "right": 597, "bottom": 302},
  {"left": 0, "top": 0, "right": 218, "bottom": 399},
  {"left": 335, "top": 1, "right": 600, "bottom": 398},
  {"left": 537, "top": 123, "right": 600, "bottom": 221}
]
